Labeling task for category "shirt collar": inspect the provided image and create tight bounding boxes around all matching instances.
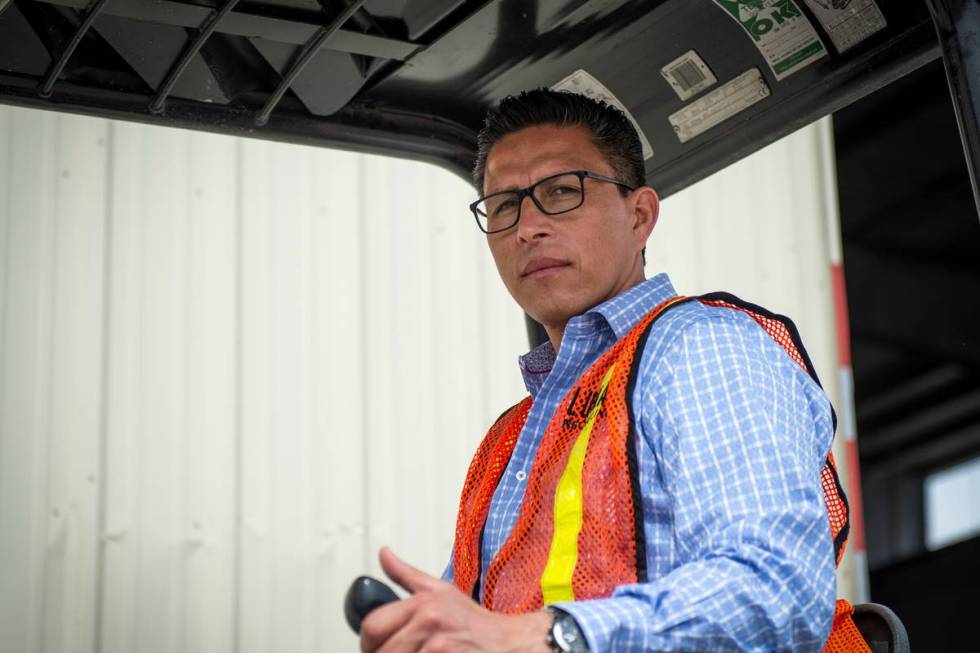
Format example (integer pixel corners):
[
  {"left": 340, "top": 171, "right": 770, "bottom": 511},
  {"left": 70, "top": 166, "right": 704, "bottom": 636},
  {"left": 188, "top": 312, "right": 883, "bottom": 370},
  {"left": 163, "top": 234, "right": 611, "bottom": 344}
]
[
  {"left": 517, "top": 273, "right": 677, "bottom": 395},
  {"left": 518, "top": 340, "right": 557, "bottom": 397},
  {"left": 591, "top": 272, "right": 677, "bottom": 341}
]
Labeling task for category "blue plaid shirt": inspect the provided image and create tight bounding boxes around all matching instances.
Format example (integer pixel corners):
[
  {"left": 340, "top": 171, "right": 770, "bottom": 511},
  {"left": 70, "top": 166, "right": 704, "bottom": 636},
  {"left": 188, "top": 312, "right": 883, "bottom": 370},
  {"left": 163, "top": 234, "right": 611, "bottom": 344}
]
[{"left": 445, "top": 273, "right": 836, "bottom": 652}]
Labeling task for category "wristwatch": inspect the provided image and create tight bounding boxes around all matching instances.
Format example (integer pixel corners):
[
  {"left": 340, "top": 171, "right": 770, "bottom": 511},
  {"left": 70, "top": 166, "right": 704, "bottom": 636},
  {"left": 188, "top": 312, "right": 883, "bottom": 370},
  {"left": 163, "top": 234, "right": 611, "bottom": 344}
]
[{"left": 546, "top": 607, "right": 590, "bottom": 653}]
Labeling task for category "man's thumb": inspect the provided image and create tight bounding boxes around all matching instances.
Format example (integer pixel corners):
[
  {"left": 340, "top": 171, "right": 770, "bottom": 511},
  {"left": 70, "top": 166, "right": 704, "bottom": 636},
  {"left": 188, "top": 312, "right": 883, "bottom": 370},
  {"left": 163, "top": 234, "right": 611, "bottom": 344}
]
[{"left": 378, "top": 546, "right": 438, "bottom": 594}]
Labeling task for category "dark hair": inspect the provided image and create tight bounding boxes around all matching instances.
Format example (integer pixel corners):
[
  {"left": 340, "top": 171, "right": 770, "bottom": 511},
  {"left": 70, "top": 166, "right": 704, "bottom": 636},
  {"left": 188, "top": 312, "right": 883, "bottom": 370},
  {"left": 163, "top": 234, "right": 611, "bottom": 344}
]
[{"left": 472, "top": 88, "right": 645, "bottom": 192}]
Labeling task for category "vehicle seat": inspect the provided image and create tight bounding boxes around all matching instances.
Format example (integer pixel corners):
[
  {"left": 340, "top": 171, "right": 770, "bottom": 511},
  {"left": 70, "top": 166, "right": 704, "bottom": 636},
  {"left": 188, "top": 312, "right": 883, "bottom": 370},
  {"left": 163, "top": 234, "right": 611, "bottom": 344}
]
[{"left": 852, "top": 603, "right": 910, "bottom": 653}]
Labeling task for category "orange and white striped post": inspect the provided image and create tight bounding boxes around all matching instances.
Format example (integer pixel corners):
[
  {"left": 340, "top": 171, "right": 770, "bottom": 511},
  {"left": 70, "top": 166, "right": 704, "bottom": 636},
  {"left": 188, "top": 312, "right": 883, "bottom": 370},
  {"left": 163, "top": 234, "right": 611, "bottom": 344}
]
[{"left": 819, "top": 118, "right": 869, "bottom": 603}]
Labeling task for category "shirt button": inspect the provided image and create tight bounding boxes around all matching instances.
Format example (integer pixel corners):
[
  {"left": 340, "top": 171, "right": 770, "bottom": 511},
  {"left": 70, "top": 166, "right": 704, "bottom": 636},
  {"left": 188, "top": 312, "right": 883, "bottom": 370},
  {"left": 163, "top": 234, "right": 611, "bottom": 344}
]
[{"left": 515, "top": 470, "right": 527, "bottom": 481}]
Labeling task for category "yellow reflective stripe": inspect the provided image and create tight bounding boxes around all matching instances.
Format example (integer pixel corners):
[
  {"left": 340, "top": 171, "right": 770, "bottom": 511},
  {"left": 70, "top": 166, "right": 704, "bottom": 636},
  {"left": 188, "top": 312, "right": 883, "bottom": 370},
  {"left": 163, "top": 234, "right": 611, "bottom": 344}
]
[{"left": 541, "top": 364, "right": 617, "bottom": 605}]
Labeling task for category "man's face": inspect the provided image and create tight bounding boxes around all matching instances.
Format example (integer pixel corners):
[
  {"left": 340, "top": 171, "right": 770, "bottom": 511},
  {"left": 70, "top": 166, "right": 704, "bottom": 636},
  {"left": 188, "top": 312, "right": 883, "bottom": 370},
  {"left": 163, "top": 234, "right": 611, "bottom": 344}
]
[{"left": 482, "top": 124, "right": 658, "bottom": 336}]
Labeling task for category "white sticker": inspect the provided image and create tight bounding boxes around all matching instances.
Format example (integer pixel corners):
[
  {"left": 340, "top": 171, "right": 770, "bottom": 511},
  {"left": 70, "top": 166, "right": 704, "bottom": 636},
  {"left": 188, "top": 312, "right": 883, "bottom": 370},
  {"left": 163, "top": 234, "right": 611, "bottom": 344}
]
[
  {"left": 668, "top": 68, "right": 771, "bottom": 144},
  {"left": 802, "top": 0, "right": 887, "bottom": 53},
  {"left": 712, "top": 0, "right": 827, "bottom": 80},
  {"left": 660, "top": 50, "right": 718, "bottom": 101},
  {"left": 552, "top": 69, "right": 654, "bottom": 161}
]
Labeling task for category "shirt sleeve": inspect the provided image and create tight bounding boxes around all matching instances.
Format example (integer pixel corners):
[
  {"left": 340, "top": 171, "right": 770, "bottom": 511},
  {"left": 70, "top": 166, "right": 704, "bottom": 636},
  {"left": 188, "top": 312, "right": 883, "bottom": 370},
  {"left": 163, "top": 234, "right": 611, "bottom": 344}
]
[
  {"left": 555, "top": 310, "right": 837, "bottom": 652},
  {"left": 441, "top": 552, "right": 454, "bottom": 583}
]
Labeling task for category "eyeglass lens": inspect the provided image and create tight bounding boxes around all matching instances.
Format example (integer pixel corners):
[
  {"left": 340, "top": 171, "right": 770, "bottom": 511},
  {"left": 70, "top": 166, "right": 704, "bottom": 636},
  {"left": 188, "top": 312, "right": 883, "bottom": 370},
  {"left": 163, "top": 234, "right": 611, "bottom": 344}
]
[{"left": 476, "top": 173, "right": 584, "bottom": 233}]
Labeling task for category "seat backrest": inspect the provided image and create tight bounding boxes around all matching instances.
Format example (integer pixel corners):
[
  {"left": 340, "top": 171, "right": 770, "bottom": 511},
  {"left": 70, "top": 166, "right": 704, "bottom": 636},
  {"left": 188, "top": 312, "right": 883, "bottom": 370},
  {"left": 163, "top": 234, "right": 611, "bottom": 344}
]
[{"left": 852, "top": 603, "right": 911, "bottom": 653}]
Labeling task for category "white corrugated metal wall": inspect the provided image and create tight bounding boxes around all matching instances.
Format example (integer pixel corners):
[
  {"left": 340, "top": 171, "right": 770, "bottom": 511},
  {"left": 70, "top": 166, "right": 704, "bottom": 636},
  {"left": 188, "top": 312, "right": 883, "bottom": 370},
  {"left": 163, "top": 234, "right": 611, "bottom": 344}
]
[{"left": 0, "top": 105, "right": 861, "bottom": 653}]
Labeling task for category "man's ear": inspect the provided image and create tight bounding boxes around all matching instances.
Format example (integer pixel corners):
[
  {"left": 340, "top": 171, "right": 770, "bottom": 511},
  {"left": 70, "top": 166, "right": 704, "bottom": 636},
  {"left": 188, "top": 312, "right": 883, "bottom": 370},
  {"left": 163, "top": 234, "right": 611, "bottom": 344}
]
[{"left": 632, "top": 186, "right": 659, "bottom": 246}]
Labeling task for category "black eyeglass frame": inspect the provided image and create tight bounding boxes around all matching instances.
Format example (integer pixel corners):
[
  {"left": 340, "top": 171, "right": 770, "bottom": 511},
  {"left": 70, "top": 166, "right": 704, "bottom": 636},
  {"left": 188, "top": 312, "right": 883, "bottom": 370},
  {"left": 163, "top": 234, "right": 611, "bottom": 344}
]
[{"left": 469, "top": 170, "right": 636, "bottom": 234}]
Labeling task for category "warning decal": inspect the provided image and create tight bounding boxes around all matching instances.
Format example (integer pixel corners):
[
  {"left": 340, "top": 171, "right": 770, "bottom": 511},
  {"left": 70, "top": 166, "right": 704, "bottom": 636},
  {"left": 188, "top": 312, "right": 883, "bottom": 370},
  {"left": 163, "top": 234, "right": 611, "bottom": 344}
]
[
  {"left": 552, "top": 69, "right": 655, "bottom": 160},
  {"left": 712, "top": 0, "right": 827, "bottom": 80},
  {"left": 802, "top": 0, "right": 887, "bottom": 53}
]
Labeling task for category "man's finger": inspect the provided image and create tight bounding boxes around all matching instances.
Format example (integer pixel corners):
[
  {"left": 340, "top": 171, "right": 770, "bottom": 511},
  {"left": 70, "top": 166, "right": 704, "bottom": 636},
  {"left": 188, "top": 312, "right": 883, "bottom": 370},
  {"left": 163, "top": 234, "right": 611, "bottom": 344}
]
[
  {"left": 378, "top": 546, "right": 441, "bottom": 594},
  {"left": 360, "top": 596, "right": 415, "bottom": 652}
]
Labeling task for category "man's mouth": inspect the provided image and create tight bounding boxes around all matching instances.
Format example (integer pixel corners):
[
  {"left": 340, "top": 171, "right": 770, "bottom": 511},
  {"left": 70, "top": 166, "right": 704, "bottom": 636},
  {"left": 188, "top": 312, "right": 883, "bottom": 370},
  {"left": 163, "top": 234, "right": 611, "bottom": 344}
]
[{"left": 521, "top": 258, "right": 570, "bottom": 278}]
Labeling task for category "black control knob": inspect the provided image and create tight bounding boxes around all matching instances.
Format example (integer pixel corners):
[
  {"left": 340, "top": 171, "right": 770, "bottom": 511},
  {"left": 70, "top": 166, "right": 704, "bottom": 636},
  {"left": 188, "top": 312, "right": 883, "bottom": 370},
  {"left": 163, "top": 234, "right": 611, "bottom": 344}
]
[{"left": 344, "top": 575, "right": 400, "bottom": 634}]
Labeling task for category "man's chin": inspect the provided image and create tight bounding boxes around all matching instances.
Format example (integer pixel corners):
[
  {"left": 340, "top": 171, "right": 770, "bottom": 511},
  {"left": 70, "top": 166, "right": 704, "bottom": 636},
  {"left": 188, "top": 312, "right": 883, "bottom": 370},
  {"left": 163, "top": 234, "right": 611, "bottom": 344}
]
[{"left": 523, "top": 302, "right": 582, "bottom": 333}]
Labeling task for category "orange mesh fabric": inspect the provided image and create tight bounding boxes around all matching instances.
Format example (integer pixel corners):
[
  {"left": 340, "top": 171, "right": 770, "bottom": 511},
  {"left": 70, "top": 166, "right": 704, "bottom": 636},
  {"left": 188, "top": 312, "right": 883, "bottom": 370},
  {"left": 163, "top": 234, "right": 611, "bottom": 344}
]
[
  {"left": 823, "top": 600, "right": 872, "bottom": 653},
  {"left": 484, "top": 298, "right": 687, "bottom": 611},
  {"left": 453, "top": 296, "right": 687, "bottom": 611},
  {"left": 483, "top": 315, "right": 643, "bottom": 611},
  {"left": 452, "top": 294, "right": 861, "bottom": 647},
  {"left": 823, "top": 452, "right": 850, "bottom": 565},
  {"left": 452, "top": 397, "right": 532, "bottom": 599},
  {"left": 700, "top": 298, "right": 808, "bottom": 369}
]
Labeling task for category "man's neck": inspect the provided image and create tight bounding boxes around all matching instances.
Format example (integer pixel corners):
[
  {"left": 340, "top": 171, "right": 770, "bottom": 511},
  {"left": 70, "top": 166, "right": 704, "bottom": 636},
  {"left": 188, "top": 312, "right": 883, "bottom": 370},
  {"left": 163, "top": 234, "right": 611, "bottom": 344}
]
[
  {"left": 545, "top": 323, "right": 565, "bottom": 354},
  {"left": 543, "top": 274, "right": 649, "bottom": 353}
]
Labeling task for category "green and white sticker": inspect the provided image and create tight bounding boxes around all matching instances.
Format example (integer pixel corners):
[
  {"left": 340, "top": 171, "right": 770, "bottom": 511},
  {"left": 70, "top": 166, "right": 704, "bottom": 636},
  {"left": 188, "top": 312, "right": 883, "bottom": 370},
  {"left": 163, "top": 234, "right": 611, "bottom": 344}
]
[{"left": 712, "top": 0, "right": 827, "bottom": 80}]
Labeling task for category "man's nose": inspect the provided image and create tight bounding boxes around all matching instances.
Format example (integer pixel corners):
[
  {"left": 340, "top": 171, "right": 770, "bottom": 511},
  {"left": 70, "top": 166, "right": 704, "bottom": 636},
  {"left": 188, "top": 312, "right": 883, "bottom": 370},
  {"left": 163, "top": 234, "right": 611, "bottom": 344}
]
[{"left": 515, "top": 196, "right": 553, "bottom": 242}]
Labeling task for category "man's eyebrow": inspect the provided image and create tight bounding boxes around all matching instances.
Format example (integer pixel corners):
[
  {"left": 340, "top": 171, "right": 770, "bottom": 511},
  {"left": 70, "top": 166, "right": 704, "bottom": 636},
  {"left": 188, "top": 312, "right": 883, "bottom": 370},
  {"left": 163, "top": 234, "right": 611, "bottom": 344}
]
[
  {"left": 483, "top": 182, "right": 519, "bottom": 196},
  {"left": 484, "top": 165, "right": 581, "bottom": 196}
]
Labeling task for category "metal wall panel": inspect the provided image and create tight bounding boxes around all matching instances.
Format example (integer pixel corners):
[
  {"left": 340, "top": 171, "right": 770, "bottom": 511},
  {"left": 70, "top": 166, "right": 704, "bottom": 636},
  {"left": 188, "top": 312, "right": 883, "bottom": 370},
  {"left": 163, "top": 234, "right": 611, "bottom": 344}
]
[
  {"left": 0, "top": 105, "right": 529, "bottom": 653},
  {"left": 0, "top": 106, "right": 859, "bottom": 652}
]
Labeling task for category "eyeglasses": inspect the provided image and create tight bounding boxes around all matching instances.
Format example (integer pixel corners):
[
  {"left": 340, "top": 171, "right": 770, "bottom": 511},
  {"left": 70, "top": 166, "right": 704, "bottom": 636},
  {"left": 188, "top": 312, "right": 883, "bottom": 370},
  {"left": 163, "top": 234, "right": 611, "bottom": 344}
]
[{"left": 469, "top": 170, "right": 635, "bottom": 234}]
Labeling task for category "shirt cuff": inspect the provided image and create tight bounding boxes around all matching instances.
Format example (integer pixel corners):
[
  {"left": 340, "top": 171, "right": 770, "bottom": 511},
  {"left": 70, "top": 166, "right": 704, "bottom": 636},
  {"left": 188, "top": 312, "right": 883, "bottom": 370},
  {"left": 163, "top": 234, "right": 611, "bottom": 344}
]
[{"left": 553, "top": 595, "right": 652, "bottom": 653}]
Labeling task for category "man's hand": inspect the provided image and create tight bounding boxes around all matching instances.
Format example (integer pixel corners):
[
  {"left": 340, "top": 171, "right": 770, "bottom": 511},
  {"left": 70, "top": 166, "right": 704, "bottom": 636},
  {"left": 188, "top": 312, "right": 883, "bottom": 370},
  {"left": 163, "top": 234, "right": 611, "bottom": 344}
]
[{"left": 360, "top": 547, "right": 553, "bottom": 653}]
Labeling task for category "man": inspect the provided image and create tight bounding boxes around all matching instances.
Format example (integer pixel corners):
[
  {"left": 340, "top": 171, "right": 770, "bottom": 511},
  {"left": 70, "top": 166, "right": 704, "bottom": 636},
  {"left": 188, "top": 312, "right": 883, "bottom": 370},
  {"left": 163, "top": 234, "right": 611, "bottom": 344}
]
[{"left": 360, "top": 89, "right": 850, "bottom": 652}]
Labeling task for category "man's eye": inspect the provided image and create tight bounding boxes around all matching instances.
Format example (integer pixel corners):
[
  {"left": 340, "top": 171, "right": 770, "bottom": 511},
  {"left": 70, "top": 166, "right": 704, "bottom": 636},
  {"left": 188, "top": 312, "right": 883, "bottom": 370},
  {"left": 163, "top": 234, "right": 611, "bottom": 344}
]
[
  {"left": 549, "top": 185, "right": 580, "bottom": 197},
  {"left": 492, "top": 199, "right": 517, "bottom": 216}
]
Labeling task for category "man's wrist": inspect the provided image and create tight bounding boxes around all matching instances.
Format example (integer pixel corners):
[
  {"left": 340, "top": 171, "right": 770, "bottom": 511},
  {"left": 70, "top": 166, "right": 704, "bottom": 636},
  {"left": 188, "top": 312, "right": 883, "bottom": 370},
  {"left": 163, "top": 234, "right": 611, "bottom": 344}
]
[{"left": 498, "top": 609, "right": 553, "bottom": 653}]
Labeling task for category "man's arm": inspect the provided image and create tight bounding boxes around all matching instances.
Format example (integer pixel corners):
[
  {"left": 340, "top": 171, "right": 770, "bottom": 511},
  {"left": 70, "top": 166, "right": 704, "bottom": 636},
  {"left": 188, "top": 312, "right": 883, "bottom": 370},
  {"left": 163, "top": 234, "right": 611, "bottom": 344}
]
[{"left": 554, "top": 311, "right": 837, "bottom": 652}]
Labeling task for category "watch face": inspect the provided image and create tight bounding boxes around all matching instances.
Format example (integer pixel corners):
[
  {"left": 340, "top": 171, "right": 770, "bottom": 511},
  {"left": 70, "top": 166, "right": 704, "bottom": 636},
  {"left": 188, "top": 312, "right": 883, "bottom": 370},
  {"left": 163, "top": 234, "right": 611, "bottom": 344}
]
[{"left": 553, "top": 613, "right": 587, "bottom": 652}]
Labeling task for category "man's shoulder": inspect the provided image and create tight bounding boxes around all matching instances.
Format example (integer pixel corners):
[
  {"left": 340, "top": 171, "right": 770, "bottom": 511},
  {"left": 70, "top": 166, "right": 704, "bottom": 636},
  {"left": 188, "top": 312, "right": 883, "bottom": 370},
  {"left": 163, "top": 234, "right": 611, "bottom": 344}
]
[
  {"left": 637, "top": 294, "right": 808, "bottom": 377},
  {"left": 644, "top": 294, "right": 759, "bottom": 346}
]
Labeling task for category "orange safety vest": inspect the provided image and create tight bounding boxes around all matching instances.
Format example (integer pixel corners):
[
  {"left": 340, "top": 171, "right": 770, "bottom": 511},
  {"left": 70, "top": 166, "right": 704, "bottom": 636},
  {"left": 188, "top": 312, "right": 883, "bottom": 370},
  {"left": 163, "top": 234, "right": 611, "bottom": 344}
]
[{"left": 452, "top": 294, "right": 870, "bottom": 652}]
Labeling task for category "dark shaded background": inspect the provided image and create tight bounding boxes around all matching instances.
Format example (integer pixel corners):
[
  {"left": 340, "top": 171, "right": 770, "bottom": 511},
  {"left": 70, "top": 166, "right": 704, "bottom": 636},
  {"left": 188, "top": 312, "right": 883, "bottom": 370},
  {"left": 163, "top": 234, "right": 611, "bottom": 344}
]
[{"left": 834, "top": 57, "right": 980, "bottom": 653}]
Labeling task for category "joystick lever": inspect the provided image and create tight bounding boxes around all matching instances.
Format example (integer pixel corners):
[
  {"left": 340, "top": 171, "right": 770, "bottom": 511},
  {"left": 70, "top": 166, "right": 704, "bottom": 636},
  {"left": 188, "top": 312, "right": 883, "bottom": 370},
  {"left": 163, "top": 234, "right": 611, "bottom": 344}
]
[{"left": 344, "top": 576, "right": 400, "bottom": 634}]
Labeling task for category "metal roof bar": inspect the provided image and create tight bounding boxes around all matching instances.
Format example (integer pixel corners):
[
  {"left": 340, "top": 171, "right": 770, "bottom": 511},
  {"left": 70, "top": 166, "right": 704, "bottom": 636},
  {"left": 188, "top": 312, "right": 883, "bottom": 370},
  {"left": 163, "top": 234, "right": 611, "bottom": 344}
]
[
  {"left": 149, "top": 0, "right": 240, "bottom": 114},
  {"left": 926, "top": 0, "right": 980, "bottom": 219},
  {"left": 38, "top": 0, "right": 418, "bottom": 61},
  {"left": 0, "top": 71, "right": 476, "bottom": 179},
  {"left": 38, "top": 0, "right": 110, "bottom": 98},
  {"left": 254, "top": 0, "right": 367, "bottom": 127}
]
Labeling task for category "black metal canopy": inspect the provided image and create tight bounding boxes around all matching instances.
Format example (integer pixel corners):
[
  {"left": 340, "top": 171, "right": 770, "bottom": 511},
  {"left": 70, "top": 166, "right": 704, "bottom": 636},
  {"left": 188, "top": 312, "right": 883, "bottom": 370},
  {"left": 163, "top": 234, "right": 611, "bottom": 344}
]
[{"left": 1, "top": 0, "right": 971, "bottom": 201}]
